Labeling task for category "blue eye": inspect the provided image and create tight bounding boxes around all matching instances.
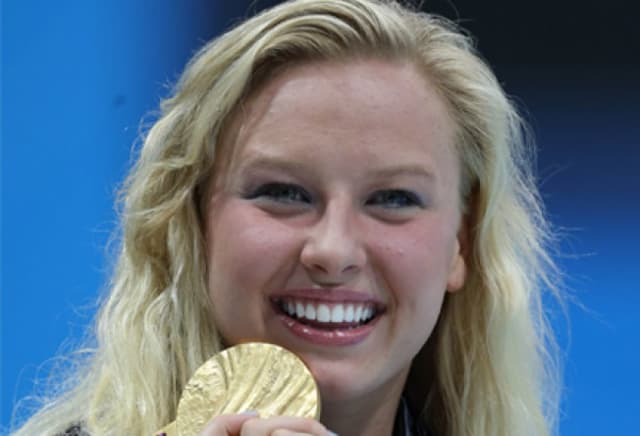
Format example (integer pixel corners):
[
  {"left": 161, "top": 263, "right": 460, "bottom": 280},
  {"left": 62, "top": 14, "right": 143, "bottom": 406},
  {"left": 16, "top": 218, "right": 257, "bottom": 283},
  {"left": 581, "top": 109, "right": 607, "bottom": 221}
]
[
  {"left": 246, "top": 182, "right": 311, "bottom": 204},
  {"left": 366, "top": 189, "right": 424, "bottom": 209}
]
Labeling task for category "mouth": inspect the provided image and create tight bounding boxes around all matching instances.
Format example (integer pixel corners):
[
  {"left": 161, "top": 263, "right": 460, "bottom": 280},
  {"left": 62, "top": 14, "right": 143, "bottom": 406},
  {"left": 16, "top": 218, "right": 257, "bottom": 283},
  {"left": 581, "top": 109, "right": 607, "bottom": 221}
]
[{"left": 271, "top": 297, "right": 384, "bottom": 330}]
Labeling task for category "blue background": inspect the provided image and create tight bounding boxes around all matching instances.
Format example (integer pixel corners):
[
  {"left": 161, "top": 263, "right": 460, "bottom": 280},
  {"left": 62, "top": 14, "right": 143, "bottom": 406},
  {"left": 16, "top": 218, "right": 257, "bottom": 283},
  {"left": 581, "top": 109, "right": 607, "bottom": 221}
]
[{"left": 2, "top": 1, "right": 638, "bottom": 434}]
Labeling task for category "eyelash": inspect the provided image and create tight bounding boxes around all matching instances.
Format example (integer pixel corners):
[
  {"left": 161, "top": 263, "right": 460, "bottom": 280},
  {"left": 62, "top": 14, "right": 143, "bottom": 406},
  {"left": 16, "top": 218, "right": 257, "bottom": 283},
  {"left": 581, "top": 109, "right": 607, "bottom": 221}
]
[
  {"left": 366, "top": 189, "right": 425, "bottom": 209},
  {"left": 246, "top": 182, "right": 424, "bottom": 210},
  {"left": 245, "top": 182, "right": 312, "bottom": 204}
]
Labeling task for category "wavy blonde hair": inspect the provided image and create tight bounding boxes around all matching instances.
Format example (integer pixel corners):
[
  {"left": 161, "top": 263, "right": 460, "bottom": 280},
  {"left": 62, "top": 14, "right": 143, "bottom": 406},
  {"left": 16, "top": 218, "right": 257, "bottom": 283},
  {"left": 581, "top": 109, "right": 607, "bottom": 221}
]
[{"left": 13, "top": 1, "right": 561, "bottom": 435}]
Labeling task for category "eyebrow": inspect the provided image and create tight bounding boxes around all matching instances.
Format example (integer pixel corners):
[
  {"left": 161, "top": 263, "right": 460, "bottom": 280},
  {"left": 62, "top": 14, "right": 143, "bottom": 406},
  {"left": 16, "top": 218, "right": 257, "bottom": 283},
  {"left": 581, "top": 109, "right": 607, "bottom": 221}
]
[
  {"left": 237, "top": 154, "right": 436, "bottom": 181},
  {"left": 237, "top": 155, "right": 308, "bottom": 175},
  {"left": 368, "top": 165, "right": 436, "bottom": 181}
]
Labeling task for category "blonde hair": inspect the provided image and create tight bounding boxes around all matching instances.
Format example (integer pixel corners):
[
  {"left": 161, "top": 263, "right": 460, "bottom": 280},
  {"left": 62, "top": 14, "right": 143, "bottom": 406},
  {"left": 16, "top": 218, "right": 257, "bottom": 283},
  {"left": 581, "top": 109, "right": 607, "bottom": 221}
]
[{"left": 13, "top": 1, "right": 561, "bottom": 435}]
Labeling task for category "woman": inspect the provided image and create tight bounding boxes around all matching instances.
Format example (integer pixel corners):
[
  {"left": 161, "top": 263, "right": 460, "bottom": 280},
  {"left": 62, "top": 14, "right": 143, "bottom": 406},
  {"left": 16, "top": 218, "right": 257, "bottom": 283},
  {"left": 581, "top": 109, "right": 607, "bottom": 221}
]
[{"left": 13, "top": 0, "right": 562, "bottom": 435}]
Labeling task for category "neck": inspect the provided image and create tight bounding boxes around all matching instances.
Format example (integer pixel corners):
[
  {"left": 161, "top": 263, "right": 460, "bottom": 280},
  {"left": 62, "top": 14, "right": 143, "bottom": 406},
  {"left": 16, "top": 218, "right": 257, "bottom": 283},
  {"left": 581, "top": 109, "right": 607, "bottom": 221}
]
[{"left": 320, "top": 374, "right": 407, "bottom": 436}]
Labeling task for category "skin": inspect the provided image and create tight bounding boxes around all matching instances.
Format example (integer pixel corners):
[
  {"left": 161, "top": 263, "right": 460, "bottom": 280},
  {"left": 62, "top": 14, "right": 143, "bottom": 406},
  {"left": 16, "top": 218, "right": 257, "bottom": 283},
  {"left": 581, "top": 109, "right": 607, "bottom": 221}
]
[{"left": 202, "top": 59, "right": 467, "bottom": 436}]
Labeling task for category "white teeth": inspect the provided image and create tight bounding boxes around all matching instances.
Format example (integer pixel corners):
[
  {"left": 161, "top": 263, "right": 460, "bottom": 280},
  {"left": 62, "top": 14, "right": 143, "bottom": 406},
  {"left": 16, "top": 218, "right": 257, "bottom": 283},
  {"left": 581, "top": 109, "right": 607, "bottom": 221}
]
[
  {"left": 280, "top": 299, "right": 377, "bottom": 324},
  {"left": 305, "top": 303, "right": 316, "bottom": 320},
  {"left": 363, "top": 307, "right": 372, "bottom": 321},
  {"left": 345, "top": 304, "right": 354, "bottom": 322},
  {"left": 317, "top": 304, "right": 331, "bottom": 322},
  {"left": 354, "top": 305, "right": 363, "bottom": 323},
  {"left": 331, "top": 305, "right": 344, "bottom": 323}
]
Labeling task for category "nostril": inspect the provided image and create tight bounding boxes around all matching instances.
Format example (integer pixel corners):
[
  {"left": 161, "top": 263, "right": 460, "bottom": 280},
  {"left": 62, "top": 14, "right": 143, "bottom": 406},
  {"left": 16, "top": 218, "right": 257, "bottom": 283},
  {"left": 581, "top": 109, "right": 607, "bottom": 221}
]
[
  {"left": 342, "top": 264, "right": 358, "bottom": 273},
  {"left": 310, "top": 263, "right": 329, "bottom": 274},
  {"left": 304, "top": 262, "right": 360, "bottom": 283},
  {"left": 300, "top": 235, "right": 365, "bottom": 281}
]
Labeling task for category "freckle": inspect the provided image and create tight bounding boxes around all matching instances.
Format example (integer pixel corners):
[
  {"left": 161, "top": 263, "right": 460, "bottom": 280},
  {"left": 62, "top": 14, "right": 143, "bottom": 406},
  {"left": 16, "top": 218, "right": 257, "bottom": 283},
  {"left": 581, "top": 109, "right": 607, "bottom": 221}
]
[{"left": 384, "top": 244, "right": 404, "bottom": 257}]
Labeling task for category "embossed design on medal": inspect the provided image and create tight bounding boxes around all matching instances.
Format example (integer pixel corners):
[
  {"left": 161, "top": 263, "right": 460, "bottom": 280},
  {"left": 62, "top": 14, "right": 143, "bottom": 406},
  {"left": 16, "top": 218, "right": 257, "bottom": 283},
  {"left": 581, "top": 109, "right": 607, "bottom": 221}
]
[{"left": 163, "top": 342, "right": 320, "bottom": 435}]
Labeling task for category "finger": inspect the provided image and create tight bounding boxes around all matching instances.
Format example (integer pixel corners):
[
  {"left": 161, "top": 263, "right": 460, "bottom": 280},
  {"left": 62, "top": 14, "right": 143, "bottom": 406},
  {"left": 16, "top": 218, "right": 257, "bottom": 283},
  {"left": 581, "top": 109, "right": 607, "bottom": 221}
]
[
  {"left": 239, "top": 416, "right": 329, "bottom": 436},
  {"left": 200, "top": 411, "right": 260, "bottom": 436}
]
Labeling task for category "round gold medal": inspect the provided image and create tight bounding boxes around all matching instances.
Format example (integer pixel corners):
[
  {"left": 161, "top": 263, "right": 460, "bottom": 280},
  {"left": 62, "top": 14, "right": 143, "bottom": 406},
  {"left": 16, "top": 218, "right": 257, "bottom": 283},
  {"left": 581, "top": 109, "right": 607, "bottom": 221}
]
[{"left": 163, "top": 342, "right": 320, "bottom": 435}]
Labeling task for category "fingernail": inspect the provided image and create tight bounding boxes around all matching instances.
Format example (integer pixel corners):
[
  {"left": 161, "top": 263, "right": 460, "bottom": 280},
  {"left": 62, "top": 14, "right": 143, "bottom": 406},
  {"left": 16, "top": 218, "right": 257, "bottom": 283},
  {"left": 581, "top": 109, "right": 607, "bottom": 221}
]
[{"left": 240, "top": 410, "right": 259, "bottom": 416}]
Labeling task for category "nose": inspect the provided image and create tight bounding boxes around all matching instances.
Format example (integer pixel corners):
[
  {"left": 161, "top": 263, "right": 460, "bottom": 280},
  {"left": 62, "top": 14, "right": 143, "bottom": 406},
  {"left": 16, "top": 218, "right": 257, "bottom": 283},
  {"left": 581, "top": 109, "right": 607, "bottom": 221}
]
[{"left": 300, "top": 200, "right": 366, "bottom": 284}]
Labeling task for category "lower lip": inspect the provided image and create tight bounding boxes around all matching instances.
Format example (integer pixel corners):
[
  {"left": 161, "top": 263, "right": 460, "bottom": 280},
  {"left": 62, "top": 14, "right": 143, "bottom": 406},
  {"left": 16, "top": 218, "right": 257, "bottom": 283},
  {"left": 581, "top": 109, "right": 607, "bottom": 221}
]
[{"left": 277, "top": 313, "right": 379, "bottom": 346}]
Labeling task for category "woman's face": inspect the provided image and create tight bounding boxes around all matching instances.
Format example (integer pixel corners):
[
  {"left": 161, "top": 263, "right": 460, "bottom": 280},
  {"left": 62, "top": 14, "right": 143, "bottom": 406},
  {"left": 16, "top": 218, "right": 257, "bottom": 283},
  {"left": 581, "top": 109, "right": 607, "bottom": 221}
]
[{"left": 205, "top": 59, "right": 467, "bottom": 404}]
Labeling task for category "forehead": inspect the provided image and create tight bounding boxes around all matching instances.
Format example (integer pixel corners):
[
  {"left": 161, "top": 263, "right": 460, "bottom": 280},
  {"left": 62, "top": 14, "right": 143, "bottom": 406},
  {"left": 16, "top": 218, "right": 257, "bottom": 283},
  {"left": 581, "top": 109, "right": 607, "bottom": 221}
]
[
  {"left": 217, "top": 58, "right": 456, "bottom": 180},
  {"left": 246, "top": 59, "right": 448, "bottom": 126}
]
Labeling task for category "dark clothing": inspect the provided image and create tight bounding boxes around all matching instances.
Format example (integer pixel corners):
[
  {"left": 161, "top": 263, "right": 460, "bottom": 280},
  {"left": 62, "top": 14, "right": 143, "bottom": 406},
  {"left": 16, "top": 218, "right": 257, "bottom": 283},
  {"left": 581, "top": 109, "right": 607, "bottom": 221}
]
[{"left": 394, "top": 396, "right": 433, "bottom": 436}]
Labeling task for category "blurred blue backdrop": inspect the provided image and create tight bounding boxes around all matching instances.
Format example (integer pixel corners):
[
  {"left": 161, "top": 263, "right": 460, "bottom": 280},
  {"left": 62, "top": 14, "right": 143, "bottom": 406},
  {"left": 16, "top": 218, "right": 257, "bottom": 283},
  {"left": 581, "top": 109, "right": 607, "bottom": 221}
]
[{"left": 2, "top": 1, "right": 638, "bottom": 434}]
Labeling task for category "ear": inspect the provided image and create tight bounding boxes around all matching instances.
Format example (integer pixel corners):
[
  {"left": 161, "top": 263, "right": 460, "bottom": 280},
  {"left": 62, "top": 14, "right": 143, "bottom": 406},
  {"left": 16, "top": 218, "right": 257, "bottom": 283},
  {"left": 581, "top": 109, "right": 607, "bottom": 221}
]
[{"left": 446, "top": 215, "right": 469, "bottom": 293}]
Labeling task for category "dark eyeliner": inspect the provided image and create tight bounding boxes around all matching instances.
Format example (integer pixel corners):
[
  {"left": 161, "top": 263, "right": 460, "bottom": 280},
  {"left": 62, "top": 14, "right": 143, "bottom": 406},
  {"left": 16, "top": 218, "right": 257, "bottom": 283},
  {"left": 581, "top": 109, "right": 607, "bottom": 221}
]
[
  {"left": 244, "top": 182, "right": 312, "bottom": 203},
  {"left": 367, "top": 189, "right": 426, "bottom": 208}
]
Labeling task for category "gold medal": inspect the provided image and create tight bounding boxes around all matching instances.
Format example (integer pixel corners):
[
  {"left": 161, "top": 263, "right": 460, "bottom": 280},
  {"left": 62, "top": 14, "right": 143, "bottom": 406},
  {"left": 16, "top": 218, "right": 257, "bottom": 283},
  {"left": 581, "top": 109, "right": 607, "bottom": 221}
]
[{"left": 155, "top": 342, "right": 320, "bottom": 435}]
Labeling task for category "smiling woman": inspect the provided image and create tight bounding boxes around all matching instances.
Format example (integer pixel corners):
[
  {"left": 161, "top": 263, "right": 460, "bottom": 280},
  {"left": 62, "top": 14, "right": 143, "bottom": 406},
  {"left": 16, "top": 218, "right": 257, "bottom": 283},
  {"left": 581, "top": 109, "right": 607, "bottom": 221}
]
[
  {"left": 205, "top": 61, "right": 466, "bottom": 421},
  {"left": 12, "top": 1, "right": 562, "bottom": 436}
]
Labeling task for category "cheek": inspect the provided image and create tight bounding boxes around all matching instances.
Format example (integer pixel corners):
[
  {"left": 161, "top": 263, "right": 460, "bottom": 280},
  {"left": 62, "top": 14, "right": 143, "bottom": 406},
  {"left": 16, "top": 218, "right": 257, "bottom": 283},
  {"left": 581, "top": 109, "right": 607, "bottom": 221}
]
[
  {"left": 206, "top": 203, "right": 299, "bottom": 300},
  {"left": 206, "top": 203, "right": 302, "bottom": 342},
  {"left": 371, "top": 218, "right": 457, "bottom": 301}
]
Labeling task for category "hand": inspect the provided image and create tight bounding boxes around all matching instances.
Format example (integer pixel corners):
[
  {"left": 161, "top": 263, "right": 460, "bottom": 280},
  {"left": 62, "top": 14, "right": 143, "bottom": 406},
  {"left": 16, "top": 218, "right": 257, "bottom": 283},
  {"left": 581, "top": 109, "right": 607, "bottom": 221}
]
[{"left": 200, "top": 412, "right": 335, "bottom": 436}]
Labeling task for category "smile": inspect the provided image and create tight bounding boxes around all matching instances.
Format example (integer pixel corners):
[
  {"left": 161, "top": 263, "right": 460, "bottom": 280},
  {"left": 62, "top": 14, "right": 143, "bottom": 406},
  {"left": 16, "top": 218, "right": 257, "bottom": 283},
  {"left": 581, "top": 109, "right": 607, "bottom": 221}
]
[
  {"left": 275, "top": 297, "right": 379, "bottom": 326},
  {"left": 270, "top": 289, "right": 387, "bottom": 346}
]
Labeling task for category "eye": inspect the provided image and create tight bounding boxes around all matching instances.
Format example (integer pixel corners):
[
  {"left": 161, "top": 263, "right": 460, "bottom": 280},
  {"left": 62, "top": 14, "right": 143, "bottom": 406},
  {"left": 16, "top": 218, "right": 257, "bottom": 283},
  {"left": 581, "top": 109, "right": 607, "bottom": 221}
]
[
  {"left": 366, "top": 189, "right": 425, "bottom": 209},
  {"left": 245, "top": 182, "right": 312, "bottom": 204}
]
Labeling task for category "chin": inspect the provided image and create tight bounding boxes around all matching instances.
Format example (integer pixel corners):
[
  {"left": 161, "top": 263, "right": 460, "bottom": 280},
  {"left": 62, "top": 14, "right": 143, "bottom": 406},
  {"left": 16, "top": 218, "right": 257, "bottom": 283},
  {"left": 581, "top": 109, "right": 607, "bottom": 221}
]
[{"left": 306, "top": 357, "right": 402, "bottom": 405}]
